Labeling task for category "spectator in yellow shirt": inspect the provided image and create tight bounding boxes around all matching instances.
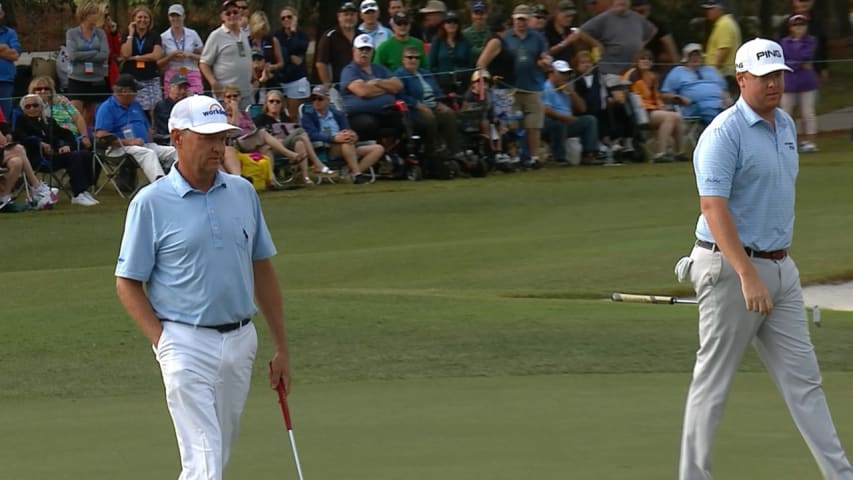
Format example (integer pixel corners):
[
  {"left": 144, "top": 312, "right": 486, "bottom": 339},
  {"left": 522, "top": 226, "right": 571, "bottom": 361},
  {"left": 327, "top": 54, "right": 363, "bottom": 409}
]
[{"left": 701, "top": 0, "right": 741, "bottom": 95}]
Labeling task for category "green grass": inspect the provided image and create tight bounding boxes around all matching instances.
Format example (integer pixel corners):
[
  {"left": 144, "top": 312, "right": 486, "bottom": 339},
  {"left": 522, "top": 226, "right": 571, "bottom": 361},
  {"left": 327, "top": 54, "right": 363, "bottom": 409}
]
[
  {"left": 817, "top": 61, "right": 853, "bottom": 114},
  {"left": 1, "top": 135, "right": 852, "bottom": 479}
]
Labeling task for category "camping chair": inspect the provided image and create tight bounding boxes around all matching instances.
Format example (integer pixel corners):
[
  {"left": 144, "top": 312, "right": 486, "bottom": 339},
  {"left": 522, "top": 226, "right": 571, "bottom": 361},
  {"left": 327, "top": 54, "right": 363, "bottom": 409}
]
[
  {"left": 92, "top": 134, "right": 140, "bottom": 199},
  {"left": 10, "top": 107, "right": 72, "bottom": 199},
  {"left": 297, "top": 103, "right": 376, "bottom": 184}
]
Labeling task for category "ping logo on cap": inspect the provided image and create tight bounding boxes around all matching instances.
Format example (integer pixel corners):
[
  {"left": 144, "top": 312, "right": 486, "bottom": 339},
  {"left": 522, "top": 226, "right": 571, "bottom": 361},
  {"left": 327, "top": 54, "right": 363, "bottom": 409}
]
[
  {"left": 202, "top": 103, "right": 227, "bottom": 117},
  {"left": 756, "top": 49, "right": 782, "bottom": 61}
]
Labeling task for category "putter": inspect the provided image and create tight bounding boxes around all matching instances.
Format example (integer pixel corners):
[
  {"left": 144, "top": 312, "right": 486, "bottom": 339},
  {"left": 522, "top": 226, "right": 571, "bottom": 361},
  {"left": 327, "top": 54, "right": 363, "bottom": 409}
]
[
  {"left": 611, "top": 292, "right": 698, "bottom": 305},
  {"left": 271, "top": 363, "right": 305, "bottom": 480}
]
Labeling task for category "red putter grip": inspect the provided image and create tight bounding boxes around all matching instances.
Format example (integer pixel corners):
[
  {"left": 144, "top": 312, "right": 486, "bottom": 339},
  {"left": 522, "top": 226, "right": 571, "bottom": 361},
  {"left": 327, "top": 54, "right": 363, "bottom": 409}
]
[{"left": 269, "top": 361, "right": 293, "bottom": 430}]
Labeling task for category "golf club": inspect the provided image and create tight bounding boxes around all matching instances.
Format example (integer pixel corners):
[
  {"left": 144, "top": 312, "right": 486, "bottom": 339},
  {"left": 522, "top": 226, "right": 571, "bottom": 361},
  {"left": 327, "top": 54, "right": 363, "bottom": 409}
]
[
  {"left": 271, "top": 363, "right": 305, "bottom": 480},
  {"left": 611, "top": 292, "right": 698, "bottom": 305}
]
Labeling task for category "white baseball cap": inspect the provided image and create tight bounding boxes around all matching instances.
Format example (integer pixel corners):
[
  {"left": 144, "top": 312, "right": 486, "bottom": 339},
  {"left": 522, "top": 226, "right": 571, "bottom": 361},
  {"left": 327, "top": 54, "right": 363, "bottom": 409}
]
[
  {"left": 681, "top": 43, "right": 703, "bottom": 62},
  {"left": 353, "top": 33, "right": 374, "bottom": 49},
  {"left": 735, "top": 38, "right": 792, "bottom": 76},
  {"left": 360, "top": 0, "right": 379, "bottom": 13},
  {"left": 552, "top": 60, "right": 571, "bottom": 73},
  {"left": 168, "top": 4, "right": 185, "bottom": 16},
  {"left": 168, "top": 95, "right": 239, "bottom": 134}
]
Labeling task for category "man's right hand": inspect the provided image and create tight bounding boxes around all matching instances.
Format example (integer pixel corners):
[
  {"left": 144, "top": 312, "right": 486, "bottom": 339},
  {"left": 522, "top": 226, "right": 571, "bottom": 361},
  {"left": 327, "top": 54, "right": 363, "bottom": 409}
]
[{"left": 739, "top": 270, "right": 773, "bottom": 314}]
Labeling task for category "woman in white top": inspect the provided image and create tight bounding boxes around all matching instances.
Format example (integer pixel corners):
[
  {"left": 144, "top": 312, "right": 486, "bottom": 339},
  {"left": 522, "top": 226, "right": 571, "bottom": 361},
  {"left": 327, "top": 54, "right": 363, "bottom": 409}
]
[{"left": 157, "top": 4, "right": 203, "bottom": 94}]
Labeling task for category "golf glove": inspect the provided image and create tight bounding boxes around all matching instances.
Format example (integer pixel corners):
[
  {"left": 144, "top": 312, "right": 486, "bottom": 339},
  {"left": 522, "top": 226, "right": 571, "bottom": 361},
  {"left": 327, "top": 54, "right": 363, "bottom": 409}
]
[{"left": 674, "top": 256, "right": 693, "bottom": 283}]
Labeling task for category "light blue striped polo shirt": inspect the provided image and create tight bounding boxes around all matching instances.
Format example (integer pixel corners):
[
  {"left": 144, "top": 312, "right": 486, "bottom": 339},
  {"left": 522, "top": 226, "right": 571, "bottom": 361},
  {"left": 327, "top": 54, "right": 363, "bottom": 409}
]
[
  {"left": 115, "top": 165, "right": 277, "bottom": 327},
  {"left": 693, "top": 97, "right": 798, "bottom": 252}
]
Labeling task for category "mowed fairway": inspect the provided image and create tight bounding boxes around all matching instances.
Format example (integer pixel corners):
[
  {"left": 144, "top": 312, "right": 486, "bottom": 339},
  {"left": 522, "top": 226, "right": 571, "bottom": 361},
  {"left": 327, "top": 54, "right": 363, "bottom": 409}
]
[{"left": 2, "top": 136, "right": 852, "bottom": 479}]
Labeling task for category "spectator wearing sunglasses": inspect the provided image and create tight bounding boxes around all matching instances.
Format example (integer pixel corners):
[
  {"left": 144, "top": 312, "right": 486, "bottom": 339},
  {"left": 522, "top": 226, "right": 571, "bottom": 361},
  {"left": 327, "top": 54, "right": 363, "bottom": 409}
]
[
  {"left": 396, "top": 45, "right": 463, "bottom": 162},
  {"left": 200, "top": 0, "right": 253, "bottom": 109},
  {"left": 274, "top": 7, "right": 311, "bottom": 120},
  {"left": 14, "top": 94, "right": 98, "bottom": 206}
]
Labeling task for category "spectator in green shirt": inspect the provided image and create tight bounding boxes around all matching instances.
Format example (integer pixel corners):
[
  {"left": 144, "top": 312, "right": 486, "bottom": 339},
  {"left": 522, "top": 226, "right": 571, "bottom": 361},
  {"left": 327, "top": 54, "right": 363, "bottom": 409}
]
[
  {"left": 373, "top": 12, "right": 428, "bottom": 71},
  {"left": 463, "top": 1, "right": 490, "bottom": 61}
]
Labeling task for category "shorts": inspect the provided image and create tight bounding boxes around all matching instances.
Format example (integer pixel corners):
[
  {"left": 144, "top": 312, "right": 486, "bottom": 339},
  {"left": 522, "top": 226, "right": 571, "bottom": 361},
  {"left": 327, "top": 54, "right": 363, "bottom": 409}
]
[
  {"left": 514, "top": 91, "right": 544, "bottom": 129},
  {"left": 66, "top": 78, "right": 109, "bottom": 104},
  {"left": 281, "top": 77, "right": 310, "bottom": 100},
  {"left": 282, "top": 128, "right": 305, "bottom": 150},
  {"left": 135, "top": 78, "right": 163, "bottom": 111}
]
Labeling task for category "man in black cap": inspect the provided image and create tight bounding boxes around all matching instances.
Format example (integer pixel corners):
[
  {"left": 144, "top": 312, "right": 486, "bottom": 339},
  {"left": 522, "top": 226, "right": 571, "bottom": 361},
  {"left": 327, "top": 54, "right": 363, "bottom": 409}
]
[
  {"left": 374, "top": 11, "right": 428, "bottom": 71},
  {"left": 95, "top": 73, "right": 177, "bottom": 182},
  {"left": 463, "top": 0, "right": 490, "bottom": 60},
  {"left": 315, "top": 2, "right": 359, "bottom": 108},
  {"left": 529, "top": 4, "right": 548, "bottom": 32},
  {"left": 152, "top": 73, "right": 190, "bottom": 143}
]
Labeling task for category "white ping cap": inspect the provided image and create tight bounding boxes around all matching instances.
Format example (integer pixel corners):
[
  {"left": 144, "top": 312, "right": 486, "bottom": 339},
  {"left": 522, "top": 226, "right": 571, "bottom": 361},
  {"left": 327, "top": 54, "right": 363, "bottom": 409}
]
[
  {"left": 168, "top": 95, "right": 240, "bottom": 134},
  {"left": 353, "top": 33, "right": 374, "bottom": 49},
  {"left": 735, "top": 38, "right": 793, "bottom": 76}
]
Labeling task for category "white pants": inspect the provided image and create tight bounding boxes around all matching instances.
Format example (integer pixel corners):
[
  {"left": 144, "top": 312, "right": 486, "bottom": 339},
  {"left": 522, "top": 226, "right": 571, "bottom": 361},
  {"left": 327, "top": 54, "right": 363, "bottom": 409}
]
[
  {"left": 154, "top": 320, "right": 258, "bottom": 480},
  {"left": 111, "top": 144, "right": 177, "bottom": 182},
  {"left": 781, "top": 90, "right": 818, "bottom": 136},
  {"left": 679, "top": 246, "right": 853, "bottom": 480}
]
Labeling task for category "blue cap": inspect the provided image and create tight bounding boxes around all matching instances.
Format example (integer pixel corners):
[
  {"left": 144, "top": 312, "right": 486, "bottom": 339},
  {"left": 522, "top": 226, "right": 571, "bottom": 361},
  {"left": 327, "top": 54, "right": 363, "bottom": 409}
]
[{"left": 471, "top": 1, "right": 487, "bottom": 12}]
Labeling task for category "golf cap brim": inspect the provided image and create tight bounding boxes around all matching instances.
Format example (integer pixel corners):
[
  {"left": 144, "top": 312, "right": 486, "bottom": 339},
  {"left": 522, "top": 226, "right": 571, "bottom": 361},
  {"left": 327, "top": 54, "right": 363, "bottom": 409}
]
[{"left": 168, "top": 95, "right": 240, "bottom": 134}]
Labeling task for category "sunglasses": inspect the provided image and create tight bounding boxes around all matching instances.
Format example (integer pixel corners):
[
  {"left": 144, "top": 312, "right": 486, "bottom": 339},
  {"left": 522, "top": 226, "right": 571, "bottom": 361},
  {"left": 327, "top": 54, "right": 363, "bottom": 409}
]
[
  {"left": 357, "top": 47, "right": 373, "bottom": 52},
  {"left": 267, "top": 99, "right": 281, "bottom": 104},
  {"left": 445, "top": 20, "right": 459, "bottom": 24},
  {"left": 394, "top": 21, "right": 410, "bottom": 26},
  {"left": 311, "top": 96, "right": 326, "bottom": 101},
  {"left": 33, "top": 86, "right": 51, "bottom": 92},
  {"left": 534, "top": 15, "right": 545, "bottom": 19},
  {"left": 23, "top": 104, "right": 41, "bottom": 110},
  {"left": 281, "top": 15, "right": 293, "bottom": 19},
  {"left": 404, "top": 55, "right": 420, "bottom": 60}
]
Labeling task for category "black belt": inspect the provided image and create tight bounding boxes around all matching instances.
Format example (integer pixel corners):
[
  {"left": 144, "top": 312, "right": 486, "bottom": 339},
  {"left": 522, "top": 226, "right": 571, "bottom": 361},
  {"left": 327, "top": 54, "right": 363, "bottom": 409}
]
[
  {"left": 161, "top": 318, "right": 251, "bottom": 333},
  {"left": 695, "top": 240, "right": 788, "bottom": 260}
]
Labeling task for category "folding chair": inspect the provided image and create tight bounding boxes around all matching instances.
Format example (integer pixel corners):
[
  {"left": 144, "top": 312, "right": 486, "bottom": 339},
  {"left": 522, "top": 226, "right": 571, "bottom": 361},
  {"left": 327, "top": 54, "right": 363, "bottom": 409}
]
[
  {"left": 297, "top": 103, "right": 375, "bottom": 184},
  {"left": 10, "top": 107, "right": 72, "bottom": 199},
  {"left": 92, "top": 134, "right": 140, "bottom": 198}
]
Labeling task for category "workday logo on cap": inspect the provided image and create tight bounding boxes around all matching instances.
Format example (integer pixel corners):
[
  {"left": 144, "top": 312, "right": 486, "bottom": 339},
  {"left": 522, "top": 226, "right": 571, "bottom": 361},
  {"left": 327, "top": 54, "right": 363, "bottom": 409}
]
[
  {"left": 168, "top": 94, "right": 239, "bottom": 134},
  {"left": 734, "top": 38, "right": 793, "bottom": 77}
]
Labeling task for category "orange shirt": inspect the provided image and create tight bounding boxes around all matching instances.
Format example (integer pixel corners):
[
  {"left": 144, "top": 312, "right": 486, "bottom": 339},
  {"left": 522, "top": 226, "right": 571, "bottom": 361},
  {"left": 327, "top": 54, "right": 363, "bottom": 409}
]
[{"left": 623, "top": 67, "right": 663, "bottom": 111}]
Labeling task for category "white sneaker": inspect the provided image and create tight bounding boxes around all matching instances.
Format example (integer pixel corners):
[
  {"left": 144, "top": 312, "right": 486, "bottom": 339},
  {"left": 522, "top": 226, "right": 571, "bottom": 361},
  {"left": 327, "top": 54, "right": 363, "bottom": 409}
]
[
  {"left": 34, "top": 183, "right": 58, "bottom": 206},
  {"left": 72, "top": 193, "right": 98, "bottom": 206},
  {"left": 81, "top": 191, "right": 100, "bottom": 204},
  {"left": 799, "top": 141, "right": 818, "bottom": 153}
]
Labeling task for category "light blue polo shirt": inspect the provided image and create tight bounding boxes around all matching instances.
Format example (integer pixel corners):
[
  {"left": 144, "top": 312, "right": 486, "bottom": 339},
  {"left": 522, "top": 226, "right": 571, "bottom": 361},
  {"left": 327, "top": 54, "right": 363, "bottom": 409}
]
[
  {"left": 693, "top": 97, "right": 798, "bottom": 252},
  {"left": 542, "top": 79, "right": 572, "bottom": 116},
  {"left": 115, "top": 165, "right": 277, "bottom": 326},
  {"left": 95, "top": 95, "right": 152, "bottom": 142}
]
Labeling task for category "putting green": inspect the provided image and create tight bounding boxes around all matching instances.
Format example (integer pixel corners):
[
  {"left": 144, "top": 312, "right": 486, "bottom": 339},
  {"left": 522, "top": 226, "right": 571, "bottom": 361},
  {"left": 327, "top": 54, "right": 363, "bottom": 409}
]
[{"left": 3, "top": 372, "right": 853, "bottom": 479}]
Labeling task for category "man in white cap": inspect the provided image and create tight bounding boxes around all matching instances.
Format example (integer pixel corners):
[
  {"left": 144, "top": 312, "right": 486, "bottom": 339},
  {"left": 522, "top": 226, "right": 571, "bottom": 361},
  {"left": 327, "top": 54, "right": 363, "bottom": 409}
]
[
  {"left": 358, "top": 0, "right": 392, "bottom": 49},
  {"left": 340, "top": 33, "right": 403, "bottom": 141},
  {"left": 661, "top": 43, "right": 731, "bottom": 126},
  {"left": 677, "top": 38, "right": 853, "bottom": 480},
  {"left": 541, "top": 59, "right": 599, "bottom": 165},
  {"left": 116, "top": 94, "right": 292, "bottom": 480}
]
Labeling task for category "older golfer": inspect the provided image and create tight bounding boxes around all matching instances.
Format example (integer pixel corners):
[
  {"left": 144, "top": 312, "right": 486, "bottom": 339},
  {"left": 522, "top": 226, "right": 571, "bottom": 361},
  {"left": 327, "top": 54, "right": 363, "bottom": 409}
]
[
  {"left": 678, "top": 38, "right": 853, "bottom": 480},
  {"left": 116, "top": 94, "right": 291, "bottom": 480}
]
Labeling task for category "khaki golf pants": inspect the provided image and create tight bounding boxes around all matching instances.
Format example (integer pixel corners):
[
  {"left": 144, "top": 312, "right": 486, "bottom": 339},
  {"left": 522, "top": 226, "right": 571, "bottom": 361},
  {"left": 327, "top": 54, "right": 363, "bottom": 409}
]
[{"left": 678, "top": 245, "right": 853, "bottom": 480}]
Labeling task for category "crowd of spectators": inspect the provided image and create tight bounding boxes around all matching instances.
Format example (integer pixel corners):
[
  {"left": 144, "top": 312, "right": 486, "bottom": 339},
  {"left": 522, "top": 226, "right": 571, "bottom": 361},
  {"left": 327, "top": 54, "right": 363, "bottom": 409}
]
[{"left": 0, "top": 0, "right": 839, "bottom": 212}]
